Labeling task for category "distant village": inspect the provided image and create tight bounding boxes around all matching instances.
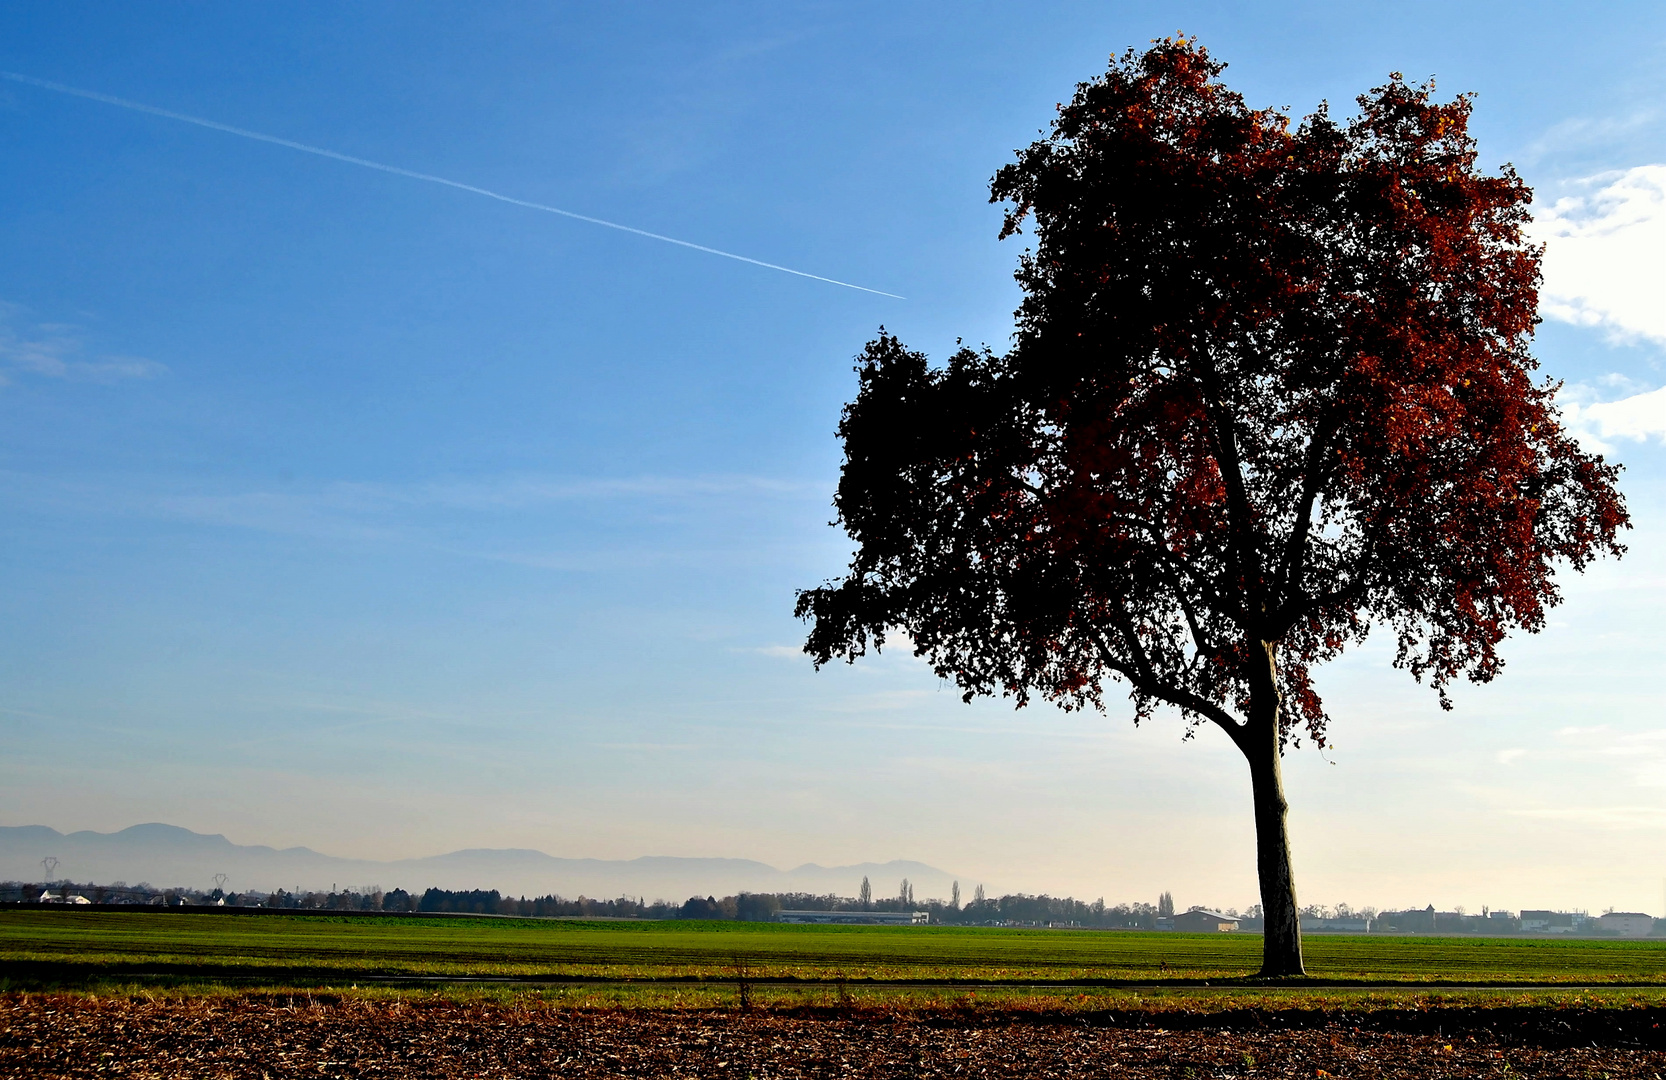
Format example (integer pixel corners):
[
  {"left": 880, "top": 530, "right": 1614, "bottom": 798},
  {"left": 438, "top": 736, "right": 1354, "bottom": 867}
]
[
  {"left": 4, "top": 876, "right": 1661, "bottom": 937},
  {"left": 1161, "top": 906, "right": 1660, "bottom": 938}
]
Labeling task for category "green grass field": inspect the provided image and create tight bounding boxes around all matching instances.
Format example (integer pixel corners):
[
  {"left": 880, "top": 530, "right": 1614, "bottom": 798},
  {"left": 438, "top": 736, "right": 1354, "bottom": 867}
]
[{"left": 4, "top": 910, "right": 1666, "bottom": 987}]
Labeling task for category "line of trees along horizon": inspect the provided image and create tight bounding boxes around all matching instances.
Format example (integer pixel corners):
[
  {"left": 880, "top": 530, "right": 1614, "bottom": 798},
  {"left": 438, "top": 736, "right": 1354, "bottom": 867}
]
[
  {"left": 0, "top": 882, "right": 1201, "bottom": 930},
  {"left": 2, "top": 879, "right": 1169, "bottom": 926},
  {"left": 12, "top": 881, "right": 1658, "bottom": 936},
  {"left": 358, "top": 888, "right": 1177, "bottom": 927}
]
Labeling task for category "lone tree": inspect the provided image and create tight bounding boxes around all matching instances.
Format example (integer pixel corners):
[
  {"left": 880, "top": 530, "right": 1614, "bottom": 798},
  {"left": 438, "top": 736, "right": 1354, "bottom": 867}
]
[{"left": 796, "top": 40, "right": 1627, "bottom": 977}]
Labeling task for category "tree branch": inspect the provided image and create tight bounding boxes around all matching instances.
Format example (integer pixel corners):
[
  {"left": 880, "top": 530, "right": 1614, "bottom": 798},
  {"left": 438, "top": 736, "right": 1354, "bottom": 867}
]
[
  {"left": 1270, "top": 572, "right": 1371, "bottom": 636},
  {"left": 1276, "top": 406, "right": 1342, "bottom": 619},
  {"left": 1191, "top": 347, "right": 1266, "bottom": 623},
  {"left": 1173, "top": 581, "right": 1214, "bottom": 659},
  {"left": 1089, "top": 622, "right": 1249, "bottom": 754},
  {"left": 1101, "top": 513, "right": 1238, "bottom": 621}
]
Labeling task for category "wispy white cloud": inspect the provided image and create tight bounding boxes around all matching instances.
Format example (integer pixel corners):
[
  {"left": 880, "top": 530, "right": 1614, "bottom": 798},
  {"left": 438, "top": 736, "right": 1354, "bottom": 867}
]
[
  {"left": 1526, "top": 164, "right": 1666, "bottom": 345},
  {"left": 0, "top": 466, "right": 827, "bottom": 577},
  {"left": 1554, "top": 725, "right": 1666, "bottom": 791},
  {"left": 1479, "top": 733, "right": 1666, "bottom": 830},
  {"left": 708, "top": 31, "right": 815, "bottom": 66},
  {"left": 1580, "top": 385, "right": 1666, "bottom": 440},
  {"left": 156, "top": 473, "right": 818, "bottom": 536},
  {"left": 157, "top": 488, "right": 403, "bottom": 542},
  {"left": 1521, "top": 110, "right": 1662, "bottom": 166},
  {"left": 1510, "top": 805, "right": 1666, "bottom": 830},
  {"left": 0, "top": 303, "right": 166, "bottom": 385},
  {"left": 741, "top": 645, "right": 807, "bottom": 659},
  {"left": 468, "top": 546, "right": 695, "bottom": 573},
  {"left": 413, "top": 474, "right": 818, "bottom": 510},
  {"left": 82, "top": 471, "right": 824, "bottom": 578},
  {"left": 1559, "top": 381, "right": 1666, "bottom": 452}
]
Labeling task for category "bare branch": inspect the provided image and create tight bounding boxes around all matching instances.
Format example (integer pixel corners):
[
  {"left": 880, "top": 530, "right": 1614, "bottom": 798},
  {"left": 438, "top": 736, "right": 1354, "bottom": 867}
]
[
  {"left": 1089, "top": 625, "right": 1248, "bottom": 752},
  {"left": 1191, "top": 349, "right": 1266, "bottom": 619},
  {"left": 1276, "top": 407, "right": 1342, "bottom": 618}
]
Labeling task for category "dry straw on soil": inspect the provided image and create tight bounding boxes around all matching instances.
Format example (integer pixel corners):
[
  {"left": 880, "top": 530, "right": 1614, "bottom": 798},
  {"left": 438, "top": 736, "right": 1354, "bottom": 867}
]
[{"left": 6, "top": 992, "right": 1666, "bottom": 1079}]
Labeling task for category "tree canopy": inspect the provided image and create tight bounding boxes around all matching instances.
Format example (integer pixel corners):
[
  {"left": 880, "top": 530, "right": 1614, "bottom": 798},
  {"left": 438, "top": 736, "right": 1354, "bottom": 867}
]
[{"left": 796, "top": 39, "right": 1627, "bottom": 975}]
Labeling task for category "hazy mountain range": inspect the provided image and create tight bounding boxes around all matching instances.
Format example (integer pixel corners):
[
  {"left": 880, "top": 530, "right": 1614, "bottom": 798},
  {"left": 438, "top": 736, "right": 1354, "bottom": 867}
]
[{"left": 0, "top": 824, "right": 961, "bottom": 902}]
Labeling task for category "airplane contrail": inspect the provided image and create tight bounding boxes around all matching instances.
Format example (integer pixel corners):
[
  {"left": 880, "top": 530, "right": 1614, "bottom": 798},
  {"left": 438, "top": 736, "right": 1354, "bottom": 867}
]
[{"left": 0, "top": 70, "right": 904, "bottom": 300}]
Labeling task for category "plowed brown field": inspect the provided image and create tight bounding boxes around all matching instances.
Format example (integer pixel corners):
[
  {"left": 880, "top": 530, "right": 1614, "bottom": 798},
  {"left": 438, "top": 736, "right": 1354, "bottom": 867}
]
[{"left": 6, "top": 994, "right": 1666, "bottom": 1079}]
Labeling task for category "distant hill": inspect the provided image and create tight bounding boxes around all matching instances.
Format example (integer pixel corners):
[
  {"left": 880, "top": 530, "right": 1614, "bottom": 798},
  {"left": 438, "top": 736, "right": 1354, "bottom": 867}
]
[{"left": 0, "top": 823, "right": 961, "bottom": 902}]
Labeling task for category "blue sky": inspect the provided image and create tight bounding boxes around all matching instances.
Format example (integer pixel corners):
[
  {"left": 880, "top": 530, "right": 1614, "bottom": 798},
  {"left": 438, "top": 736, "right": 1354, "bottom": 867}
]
[{"left": 2, "top": 1, "right": 1663, "bottom": 914}]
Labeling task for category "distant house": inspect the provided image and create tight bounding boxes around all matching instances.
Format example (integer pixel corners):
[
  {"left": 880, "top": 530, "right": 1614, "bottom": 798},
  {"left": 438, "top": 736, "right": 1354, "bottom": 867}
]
[
  {"left": 1519, "top": 906, "right": 1579, "bottom": 933},
  {"left": 775, "top": 910, "right": 929, "bottom": 925},
  {"left": 1520, "top": 910, "right": 1582, "bottom": 933},
  {"left": 1379, "top": 905, "right": 1436, "bottom": 934},
  {"left": 1597, "top": 912, "right": 1655, "bottom": 937},
  {"left": 1171, "top": 909, "right": 1239, "bottom": 932}
]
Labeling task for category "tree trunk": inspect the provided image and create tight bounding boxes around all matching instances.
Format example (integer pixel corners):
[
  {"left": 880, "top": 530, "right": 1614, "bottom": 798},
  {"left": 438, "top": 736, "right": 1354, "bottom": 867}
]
[{"left": 1246, "top": 640, "right": 1305, "bottom": 977}]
